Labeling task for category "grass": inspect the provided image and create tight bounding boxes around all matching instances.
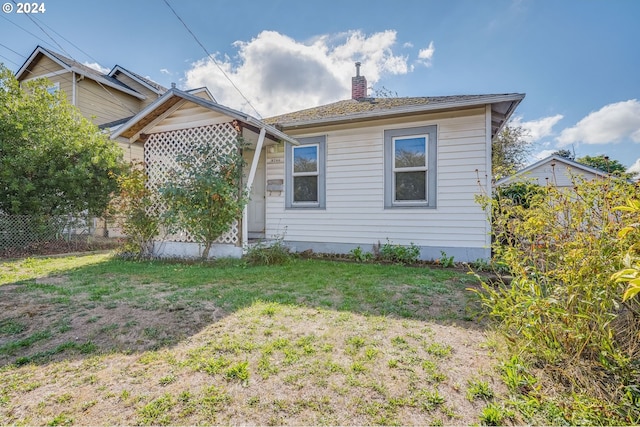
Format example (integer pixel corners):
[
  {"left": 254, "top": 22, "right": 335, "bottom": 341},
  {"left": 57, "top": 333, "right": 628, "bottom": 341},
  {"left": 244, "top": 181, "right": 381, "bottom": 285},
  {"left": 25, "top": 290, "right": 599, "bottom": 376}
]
[{"left": 0, "top": 252, "right": 500, "bottom": 425}]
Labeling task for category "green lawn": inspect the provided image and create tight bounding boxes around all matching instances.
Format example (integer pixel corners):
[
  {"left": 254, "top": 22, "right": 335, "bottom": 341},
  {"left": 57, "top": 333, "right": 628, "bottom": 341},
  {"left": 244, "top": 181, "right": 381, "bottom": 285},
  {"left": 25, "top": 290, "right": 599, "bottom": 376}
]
[{"left": 0, "top": 253, "right": 507, "bottom": 425}]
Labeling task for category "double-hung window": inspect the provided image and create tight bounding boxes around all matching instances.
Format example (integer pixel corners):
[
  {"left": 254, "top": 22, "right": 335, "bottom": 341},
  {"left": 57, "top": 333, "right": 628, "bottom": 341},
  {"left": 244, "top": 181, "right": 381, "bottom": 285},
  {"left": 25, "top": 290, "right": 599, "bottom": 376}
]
[
  {"left": 286, "top": 136, "right": 326, "bottom": 209},
  {"left": 384, "top": 125, "right": 437, "bottom": 208}
]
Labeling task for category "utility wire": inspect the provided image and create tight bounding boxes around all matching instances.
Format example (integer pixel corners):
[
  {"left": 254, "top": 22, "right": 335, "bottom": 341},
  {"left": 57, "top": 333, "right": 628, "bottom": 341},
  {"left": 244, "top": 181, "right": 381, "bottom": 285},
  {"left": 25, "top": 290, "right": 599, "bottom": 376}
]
[
  {"left": 162, "top": 0, "right": 262, "bottom": 118},
  {"left": 3, "top": 13, "right": 140, "bottom": 117},
  {"left": 11, "top": 0, "right": 70, "bottom": 57}
]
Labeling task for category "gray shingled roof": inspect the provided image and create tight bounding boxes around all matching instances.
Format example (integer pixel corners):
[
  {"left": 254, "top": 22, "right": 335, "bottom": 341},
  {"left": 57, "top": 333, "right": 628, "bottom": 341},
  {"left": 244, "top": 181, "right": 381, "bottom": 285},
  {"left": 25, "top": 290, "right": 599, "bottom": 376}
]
[
  {"left": 110, "top": 65, "right": 168, "bottom": 93},
  {"left": 265, "top": 94, "right": 524, "bottom": 129},
  {"left": 40, "top": 47, "right": 140, "bottom": 94}
]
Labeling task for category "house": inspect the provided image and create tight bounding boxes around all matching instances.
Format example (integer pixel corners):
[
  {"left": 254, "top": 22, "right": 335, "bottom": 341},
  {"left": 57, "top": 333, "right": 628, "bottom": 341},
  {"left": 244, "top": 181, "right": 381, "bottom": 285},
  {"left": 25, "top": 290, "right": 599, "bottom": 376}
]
[
  {"left": 15, "top": 45, "right": 170, "bottom": 162},
  {"left": 495, "top": 154, "right": 609, "bottom": 188},
  {"left": 111, "top": 63, "right": 524, "bottom": 261}
]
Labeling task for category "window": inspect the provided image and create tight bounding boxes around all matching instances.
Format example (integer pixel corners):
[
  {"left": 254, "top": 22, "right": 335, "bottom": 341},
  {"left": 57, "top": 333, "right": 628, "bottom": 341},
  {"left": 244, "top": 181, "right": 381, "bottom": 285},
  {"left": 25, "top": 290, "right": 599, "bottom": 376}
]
[
  {"left": 384, "top": 126, "right": 437, "bottom": 208},
  {"left": 47, "top": 82, "right": 60, "bottom": 95},
  {"left": 286, "top": 136, "right": 326, "bottom": 209}
]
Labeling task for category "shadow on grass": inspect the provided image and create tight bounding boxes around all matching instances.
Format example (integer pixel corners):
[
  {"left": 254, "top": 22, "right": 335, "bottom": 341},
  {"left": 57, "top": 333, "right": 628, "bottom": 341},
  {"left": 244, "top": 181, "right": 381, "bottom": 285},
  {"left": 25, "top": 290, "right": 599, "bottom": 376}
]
[{"left": 0, "top": 253, "right": 486, "bottom": 368}]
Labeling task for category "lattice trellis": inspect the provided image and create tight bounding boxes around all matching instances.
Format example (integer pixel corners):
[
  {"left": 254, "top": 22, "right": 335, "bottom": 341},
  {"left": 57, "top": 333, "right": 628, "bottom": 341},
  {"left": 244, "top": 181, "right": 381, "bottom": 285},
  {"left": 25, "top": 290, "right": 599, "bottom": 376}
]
[{"left": 145, "top": 123, "right": 240, "bottom": 245}]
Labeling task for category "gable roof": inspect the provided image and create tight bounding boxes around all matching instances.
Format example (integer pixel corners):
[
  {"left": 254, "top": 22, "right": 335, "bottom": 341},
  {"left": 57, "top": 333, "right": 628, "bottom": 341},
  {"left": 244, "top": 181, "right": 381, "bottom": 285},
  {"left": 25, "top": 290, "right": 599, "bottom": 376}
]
[
  {"left": 265, "top": 93, "right": 525, "bottom": 138},
  {"left": 110, "top": 88, "right": 298, "bottom": 146},
  {"left": 108, "top": 65, "right": 168, "bottom": 95},
  {"left": 494, "top": 154, "right": 610, "bottom": 187},
  {"left": 15, "top": 46, "right": 154, "bottom": 100}
]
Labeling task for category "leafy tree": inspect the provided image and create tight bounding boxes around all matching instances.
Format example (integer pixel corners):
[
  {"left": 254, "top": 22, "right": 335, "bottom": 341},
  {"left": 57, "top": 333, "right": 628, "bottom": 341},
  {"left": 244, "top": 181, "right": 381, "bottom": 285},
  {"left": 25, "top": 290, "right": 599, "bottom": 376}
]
[
  {"left": 0, "top": 65, "right": 123, "bottom": 217},
  {"left": 492, "top": 125, "right": 532, "bottom": 179},
  {"left": 576, "top": 154, "right": 631, "bottom": 178},
  {"left": 160, "top": 140, "right": 248, "bottom": 260}
]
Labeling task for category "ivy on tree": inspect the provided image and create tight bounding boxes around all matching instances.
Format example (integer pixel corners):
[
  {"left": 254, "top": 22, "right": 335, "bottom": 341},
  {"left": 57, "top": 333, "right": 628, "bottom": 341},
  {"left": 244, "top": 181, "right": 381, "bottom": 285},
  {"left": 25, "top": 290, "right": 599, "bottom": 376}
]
[{"left": 0, "top": 65, "right": 123, "bottom": 217}]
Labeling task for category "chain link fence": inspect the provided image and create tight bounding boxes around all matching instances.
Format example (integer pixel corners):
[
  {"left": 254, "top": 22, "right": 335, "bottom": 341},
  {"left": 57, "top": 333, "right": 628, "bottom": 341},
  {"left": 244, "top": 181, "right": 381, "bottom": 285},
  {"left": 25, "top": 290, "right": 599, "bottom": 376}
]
[
  {"left": 0, "top": 214, "right": 91, "bottom": 248},
  {"left": 0, "top": 214, "right": 114, "bottom": 257}
]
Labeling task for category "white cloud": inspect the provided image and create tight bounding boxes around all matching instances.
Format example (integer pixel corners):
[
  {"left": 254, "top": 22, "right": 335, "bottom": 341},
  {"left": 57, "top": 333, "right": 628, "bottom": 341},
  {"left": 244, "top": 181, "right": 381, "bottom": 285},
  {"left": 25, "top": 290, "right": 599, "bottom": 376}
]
[
  {"left": 557, "top": 99, "right": 640, "bottom": 146},
  {"left": 511, "top": 114, "right": 563, "bottom": 142},
  {"left": 184, "top": 30, "right": 412, "bottom": 117},
  {"left": 83, "top": 61, "right": 109, "bottom": 74},
  {"left": 628, "top": 158, "right": 640, "bottom": 177},
  {"left": 160, "top": 68, "right": 171, "bottom": 75},
  {"left": 417, "top": 41, "right": 435, "bottom": 67}
]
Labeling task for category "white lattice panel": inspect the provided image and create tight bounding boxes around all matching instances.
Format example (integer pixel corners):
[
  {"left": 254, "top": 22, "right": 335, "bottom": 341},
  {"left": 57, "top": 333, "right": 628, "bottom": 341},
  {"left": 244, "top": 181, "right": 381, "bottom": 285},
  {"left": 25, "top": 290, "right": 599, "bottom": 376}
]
[{"left": 145, "top": 123, "right": 239, "bottom": 245}]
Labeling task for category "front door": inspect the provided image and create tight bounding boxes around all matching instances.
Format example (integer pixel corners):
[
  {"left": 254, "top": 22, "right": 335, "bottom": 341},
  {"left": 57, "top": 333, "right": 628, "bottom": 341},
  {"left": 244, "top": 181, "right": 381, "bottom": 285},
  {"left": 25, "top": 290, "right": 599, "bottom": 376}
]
[{"left": 244, "top": 149, "right": 266, "bottom": 237}]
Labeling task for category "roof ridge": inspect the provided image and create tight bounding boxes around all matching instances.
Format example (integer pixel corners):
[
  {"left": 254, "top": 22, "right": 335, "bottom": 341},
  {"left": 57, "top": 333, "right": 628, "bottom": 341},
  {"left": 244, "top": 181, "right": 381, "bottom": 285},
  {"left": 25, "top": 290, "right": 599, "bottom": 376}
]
[{"left": 110, "top": 64, "right": 168, "bottom": 93}]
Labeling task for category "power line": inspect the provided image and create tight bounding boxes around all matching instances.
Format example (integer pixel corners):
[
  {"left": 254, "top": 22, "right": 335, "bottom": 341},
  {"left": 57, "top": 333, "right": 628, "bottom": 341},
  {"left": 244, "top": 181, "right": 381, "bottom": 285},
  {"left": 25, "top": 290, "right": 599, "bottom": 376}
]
[
  {"left": 11, "top": 0, "right": 70, "bottom": 57},
  {"left": 2, "top": 14, "right": 140, "bottom": 117},
  {"left": 162, "top": 0, "right": 262, "bottom": 118}
]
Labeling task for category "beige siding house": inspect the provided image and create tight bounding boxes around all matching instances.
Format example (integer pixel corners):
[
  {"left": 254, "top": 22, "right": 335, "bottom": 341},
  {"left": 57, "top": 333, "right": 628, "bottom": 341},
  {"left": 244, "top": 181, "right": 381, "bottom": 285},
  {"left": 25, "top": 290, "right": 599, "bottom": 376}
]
[
  {"left": 15, "top": 46, "right": 168, "bottom": 162},
  {"left": 495, "top": 154, "right": 608, "bottom": 188}
]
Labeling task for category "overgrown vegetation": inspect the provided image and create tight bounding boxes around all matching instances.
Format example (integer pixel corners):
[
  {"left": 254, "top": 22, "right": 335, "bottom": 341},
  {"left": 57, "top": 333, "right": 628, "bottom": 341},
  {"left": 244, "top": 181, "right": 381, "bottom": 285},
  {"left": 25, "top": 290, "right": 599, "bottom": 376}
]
[
  {"left": 0, "top": 64, "right": 123, "bottom": 218},
  {"left": 377, "top": 240, "right": 421, "bottom": 265},
  {"left": 109, "top": 162, "right": 161, "bottom": 259},
  {"left": 476, "top": 177, "right": 640, "bottom": 424},
  {"left": 244, "top": 238, "right": 292, "bottom": 266}
]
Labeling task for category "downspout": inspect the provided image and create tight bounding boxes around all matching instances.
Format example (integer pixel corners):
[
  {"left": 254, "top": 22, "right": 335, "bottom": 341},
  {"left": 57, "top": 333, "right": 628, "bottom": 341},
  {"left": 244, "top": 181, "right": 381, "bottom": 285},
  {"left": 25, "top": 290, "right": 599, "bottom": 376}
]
[
  {"left": 242, "top": 126, "right": 267, "bottom": 250},
  {"left": 485, "top": 104, "right": 493, "bottom": 259}
]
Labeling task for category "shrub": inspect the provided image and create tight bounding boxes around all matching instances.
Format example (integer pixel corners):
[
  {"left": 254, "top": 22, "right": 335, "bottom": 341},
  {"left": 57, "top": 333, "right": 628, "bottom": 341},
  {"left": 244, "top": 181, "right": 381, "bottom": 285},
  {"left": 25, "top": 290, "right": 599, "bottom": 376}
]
[
  {"left": 244, "top": 239, "right": 292, "bottom": 266},
  {"left": 349, "top": 246, "right": 373, "bottom": 262},
  {"left": 475, "top": 176, "right": 640, "bottom": 424},
  {"left": 109, "top": 162, "right": 161, "bottom": 259},
  {"left": 378, "top": 240, "right": 420, "bottom": 265}
]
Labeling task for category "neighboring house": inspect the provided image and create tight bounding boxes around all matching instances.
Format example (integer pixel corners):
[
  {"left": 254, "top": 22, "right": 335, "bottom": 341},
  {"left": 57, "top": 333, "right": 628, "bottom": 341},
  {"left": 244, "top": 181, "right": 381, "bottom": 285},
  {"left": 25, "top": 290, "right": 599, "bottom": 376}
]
[
  {"left": 15, "top": 45, "right": 169, "bottom": 161},
  {"left": 495, "top": 154, "right": 609, "bottom": 188},
  {"left": 112, "top": 63, "right": 524, "bottom": 261}
]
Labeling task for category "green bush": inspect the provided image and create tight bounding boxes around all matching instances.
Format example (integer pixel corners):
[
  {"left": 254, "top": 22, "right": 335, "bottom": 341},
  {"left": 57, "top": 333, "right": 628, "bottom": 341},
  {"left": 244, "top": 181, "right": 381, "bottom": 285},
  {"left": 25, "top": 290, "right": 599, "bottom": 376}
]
[
  {"left": 378, "top": 240, "right": 420, "bottom": 265},
  {"left": 110, "top": 162, "right": 161, "bottom": 259},
  {"left": 244, "top": 239, "right": 292, "bottom": 266},
  {"left": 475, "top": 176, "right": 640, "bottom": 424},
  {"left": 349, "top": 246, "right": 374, "bottom": 262}
]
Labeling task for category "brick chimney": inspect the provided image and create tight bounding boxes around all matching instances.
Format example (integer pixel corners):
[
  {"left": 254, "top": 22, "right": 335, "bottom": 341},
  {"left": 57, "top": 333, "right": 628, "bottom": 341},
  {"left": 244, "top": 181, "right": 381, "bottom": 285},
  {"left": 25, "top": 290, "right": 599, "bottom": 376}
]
[{"left": 351, "top": 62, "right": 367, "bottom": 100}]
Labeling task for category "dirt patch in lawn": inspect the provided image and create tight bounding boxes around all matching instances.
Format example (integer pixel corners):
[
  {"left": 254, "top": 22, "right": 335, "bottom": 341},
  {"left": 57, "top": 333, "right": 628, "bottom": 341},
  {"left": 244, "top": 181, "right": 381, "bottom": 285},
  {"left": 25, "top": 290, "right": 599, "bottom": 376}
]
[
  {"left": 0, "top": 281, "right": 226, "bottom": 366},
  {"left": 1, "top": 302, "right": 506, "bottom": 426}
]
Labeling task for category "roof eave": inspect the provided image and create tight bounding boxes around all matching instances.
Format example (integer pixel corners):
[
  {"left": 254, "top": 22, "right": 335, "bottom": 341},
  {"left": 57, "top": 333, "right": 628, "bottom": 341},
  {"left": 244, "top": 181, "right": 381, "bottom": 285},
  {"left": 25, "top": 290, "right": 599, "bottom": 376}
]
[
  {"left": 71, "top": 67, "right": 146, "bottom": 100},
  {"left": 274, "top": 94, "right": 526, "bottom": 130},
  {"left": 15, "top": 46, "right": 64, "bottom": 80},
  {"left": 110, "top": 88, "right": 298, "bottom": 145}
]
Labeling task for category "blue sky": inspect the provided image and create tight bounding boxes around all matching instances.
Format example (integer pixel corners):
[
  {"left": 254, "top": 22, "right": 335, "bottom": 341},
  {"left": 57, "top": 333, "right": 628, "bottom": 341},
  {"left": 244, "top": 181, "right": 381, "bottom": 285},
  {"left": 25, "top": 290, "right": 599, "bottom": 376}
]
[{"left": 1, "top": 0, "right": 639, "bottom": 173}]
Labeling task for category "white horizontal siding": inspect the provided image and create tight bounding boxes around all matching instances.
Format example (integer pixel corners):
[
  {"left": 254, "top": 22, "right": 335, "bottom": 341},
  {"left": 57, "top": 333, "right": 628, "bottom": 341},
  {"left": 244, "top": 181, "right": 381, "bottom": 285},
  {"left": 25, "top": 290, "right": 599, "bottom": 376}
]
[
  {"left": 264, "top": 108, "right": 491, "bottom": 253},
  {"left": 517, "top": 161, "right": 600, "bottom": 187}
]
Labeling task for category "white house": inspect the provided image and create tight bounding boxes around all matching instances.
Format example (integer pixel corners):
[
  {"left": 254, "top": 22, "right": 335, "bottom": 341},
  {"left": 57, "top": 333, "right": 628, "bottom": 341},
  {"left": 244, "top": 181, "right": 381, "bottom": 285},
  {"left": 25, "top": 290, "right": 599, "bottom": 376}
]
[
  {"left": 112, "top": 65, "right": 524, "bottom": 262},
  {"left": 494, "top": 154, "right": 609, "bottom": 188}
]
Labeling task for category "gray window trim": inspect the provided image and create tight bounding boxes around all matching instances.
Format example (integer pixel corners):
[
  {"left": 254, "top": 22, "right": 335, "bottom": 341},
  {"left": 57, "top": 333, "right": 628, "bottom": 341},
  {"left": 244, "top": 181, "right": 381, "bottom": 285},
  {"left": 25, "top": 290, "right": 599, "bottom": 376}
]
[
  {"left": 384, "top": 125, "right": 437, "bottom": 208},
  {"left": 285, "top": 135, "right": 326, "bottom": 209}
]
